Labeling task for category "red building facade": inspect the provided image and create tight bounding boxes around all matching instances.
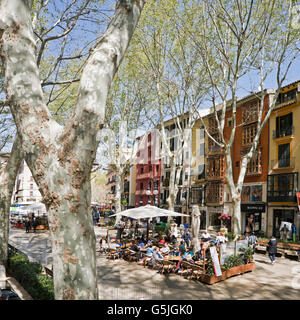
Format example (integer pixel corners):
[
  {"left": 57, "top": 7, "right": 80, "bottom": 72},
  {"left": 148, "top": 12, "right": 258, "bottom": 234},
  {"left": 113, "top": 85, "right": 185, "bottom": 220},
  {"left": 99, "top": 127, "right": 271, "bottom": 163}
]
[{"left": 135, "top": 131, "right": 161, "bottom": 207}]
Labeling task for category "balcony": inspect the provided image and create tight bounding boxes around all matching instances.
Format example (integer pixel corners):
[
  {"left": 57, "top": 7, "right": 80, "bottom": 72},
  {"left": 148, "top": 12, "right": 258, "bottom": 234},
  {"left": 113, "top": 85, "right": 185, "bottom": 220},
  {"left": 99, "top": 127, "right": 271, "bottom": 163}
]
[
  {"left": 273, "top": 126, "right": 294, "bottom": 139},
  {"left": 271, "top": 157, "right": 295, "bottom": 170},
  {"left": 205, "top": 182, "right": 224, "bottom": 204},
  {"left": 137, "top": 172, "right": 154, "bottom": 180},
  {"left": 267, "top": 190, "right": 297, "bottom": 202},
  {"left": 267, "top": 172, "right": 298, "bottom": 202},
  {"left": 190, "top": 187, "right": 205, "bottom": 205}
]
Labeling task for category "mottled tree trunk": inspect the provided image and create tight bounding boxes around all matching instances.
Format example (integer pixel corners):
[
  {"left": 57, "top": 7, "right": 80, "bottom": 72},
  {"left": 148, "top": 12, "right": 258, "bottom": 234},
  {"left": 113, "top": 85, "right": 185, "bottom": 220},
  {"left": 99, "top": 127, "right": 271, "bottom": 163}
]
[
  {"left": 0, "top": 136, "right": 23, "bottom": 266},
  {"left": 0, "top": 0, "right": 145, "bottom": 299}
]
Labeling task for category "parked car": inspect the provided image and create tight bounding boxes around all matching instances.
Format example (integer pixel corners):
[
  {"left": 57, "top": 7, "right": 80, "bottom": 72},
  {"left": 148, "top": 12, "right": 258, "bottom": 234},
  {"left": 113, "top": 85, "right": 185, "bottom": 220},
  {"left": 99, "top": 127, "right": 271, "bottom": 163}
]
[{"left": 0, "top": 287, "right": 21, "bottom": 300}]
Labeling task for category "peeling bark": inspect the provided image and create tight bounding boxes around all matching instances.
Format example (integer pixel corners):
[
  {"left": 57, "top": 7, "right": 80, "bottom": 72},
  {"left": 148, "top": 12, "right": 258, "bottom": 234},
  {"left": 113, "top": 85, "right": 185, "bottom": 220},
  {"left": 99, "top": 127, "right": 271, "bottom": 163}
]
[
  {"left": 0, "top": 135, "right": 23, "bottom": 266},
  {"left": 0, "top": 0, "right": 145, "bottom": 300}
]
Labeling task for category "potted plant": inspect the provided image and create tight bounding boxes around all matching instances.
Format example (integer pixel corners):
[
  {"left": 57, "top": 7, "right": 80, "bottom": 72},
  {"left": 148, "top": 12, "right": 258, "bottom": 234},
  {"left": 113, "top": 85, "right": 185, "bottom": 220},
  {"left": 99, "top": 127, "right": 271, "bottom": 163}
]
[
  {"left": 218, "top": 214, "right": 230, "bottom": 233},
  {"left": 200, "top": 258, "right": 227, "bottom": 284}
]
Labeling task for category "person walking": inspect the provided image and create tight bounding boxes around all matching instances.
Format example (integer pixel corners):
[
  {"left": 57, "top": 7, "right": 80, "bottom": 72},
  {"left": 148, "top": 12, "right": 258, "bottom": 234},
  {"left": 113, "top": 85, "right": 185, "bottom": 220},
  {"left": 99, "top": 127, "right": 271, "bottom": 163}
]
[
  {"left": 292, "top": 224, "right": 297, "bottom": 243},
  {"left": 248, "top": 232, "right": 258, "bottom": 254},
  {"left": 182, "top": 229, "right": 192, "bottom": 247},
  {"left": 25, "top": 218, "right": 31, "bottom": 233},
  {"left": 32, "top": 217, "right": 38, "bottom": 233},
  {"left": 267, "top": 235, "right": 277, "bottom": 264}
]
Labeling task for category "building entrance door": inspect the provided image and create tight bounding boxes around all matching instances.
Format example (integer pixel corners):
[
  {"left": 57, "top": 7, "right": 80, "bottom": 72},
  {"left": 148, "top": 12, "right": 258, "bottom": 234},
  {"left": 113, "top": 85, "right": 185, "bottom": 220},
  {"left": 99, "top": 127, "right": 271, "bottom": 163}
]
[{"left": 273, "top": 209, "right": 294, "bottom": 238}]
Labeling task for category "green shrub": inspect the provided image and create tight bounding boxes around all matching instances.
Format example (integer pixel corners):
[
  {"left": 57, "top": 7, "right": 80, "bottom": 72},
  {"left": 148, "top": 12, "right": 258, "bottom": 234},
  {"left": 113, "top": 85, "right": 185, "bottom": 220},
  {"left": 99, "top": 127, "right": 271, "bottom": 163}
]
[
  {"left": 223, "top": 254, "right": 245, "bottom": 270},
  {"left": 225, "top": 232, "right": 236, "bottom": 242},
  {"left": 8, "top": 251, "right": 54, "bottom": 300},
  {"left": 257, "top": 230, "right": 265, "bottom": 238},
  {"left": 205, "top": 258, "right": 215, "bottom": 276},
  {"left": 239, "top": 247, "right": 253, "bottom": 263}
]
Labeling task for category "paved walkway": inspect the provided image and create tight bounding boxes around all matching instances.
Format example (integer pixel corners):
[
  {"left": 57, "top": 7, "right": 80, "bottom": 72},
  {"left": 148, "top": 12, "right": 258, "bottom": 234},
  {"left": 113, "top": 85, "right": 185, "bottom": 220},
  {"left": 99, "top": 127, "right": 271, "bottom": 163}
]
[{"left": 8, "top": 227, "right": 300, "bottom": 300}]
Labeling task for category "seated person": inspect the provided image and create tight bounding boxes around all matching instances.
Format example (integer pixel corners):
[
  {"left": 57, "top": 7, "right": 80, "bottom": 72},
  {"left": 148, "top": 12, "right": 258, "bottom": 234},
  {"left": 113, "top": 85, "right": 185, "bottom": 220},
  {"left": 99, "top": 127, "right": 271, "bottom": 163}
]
[
  {"left": 182, "top": 252, "right": 195, "bottom": 264},
  {"left": 192, "top": 250, "right": 203, "bottom": 262},
  {"left": 181, "top": 248, "right": 194, "bottom": 259},
  {"left": 160, "top": 243, "right": 170, "bottom": 255},
  {"left": 130, "top": 240, "right": 142, "bottom": 260},
  {"left": 159, "top": 237, "right": 166, "bottom": 244},
  {"left": 170, "top": 235, "right": 177, "bottom": 245},
  {"left": 145, "top": 246, "right": 155, "bottom": 257},
  {"left": 216, "top": 232, "right": 227, "bottom": 245},
  {"left": 179, "top": 241, "right": 186, "bottom": 254},
  {"left": 109, "top": 240, "right": 121, "bottom": 250},
  {"left": 99, "top": 236, "right": 108, "bottom": 253},
  {"left": 137, "top": 238, "right": 145, "bottom": 248},
  {"left": 152, "top": 247, "right": 163, "bottom": 261},
  {"left": 145, "top": 240, "right": 152, "bottom": 247},
  {"left": 201, "top": 230, "right": 211, "bottom": 242}
]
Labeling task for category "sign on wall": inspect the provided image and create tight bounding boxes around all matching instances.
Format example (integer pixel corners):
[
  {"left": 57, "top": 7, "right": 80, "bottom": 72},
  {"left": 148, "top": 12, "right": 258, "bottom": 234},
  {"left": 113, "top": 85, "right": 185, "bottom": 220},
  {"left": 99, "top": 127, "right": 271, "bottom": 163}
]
[{"left": 242, "top": 185, "right": 263, "bottom": 202}]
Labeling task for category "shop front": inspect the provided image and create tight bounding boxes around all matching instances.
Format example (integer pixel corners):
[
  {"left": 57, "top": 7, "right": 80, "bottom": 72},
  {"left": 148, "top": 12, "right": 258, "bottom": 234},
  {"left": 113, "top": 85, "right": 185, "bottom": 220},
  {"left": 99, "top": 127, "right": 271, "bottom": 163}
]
[
  {"left": 207, "top": 206, "right": 222, "bottom": 231},
  {"left": 241, "top": 203, "right": 266, "bottom": 236}
]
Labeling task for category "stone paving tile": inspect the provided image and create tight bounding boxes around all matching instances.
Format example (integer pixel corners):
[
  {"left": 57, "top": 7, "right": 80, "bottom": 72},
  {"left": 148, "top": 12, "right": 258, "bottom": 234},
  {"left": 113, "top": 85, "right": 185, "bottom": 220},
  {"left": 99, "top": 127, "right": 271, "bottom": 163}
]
[{"left": 8, "top": 227, "right": 300, "bottom": 300}]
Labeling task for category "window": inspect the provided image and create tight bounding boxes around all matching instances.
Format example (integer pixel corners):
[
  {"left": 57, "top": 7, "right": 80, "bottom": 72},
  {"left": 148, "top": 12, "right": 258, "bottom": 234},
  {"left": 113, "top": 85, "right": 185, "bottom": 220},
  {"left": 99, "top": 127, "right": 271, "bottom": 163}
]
[
  {"left": 278, "top": 143, "right": 290, "bottom": 168},
  {"left": 243, "top": 124, "right": 257, "bottom": 145},
  {"left": 170, "top": 138, "right": 175, "bottom": 151},
  {"left": 242, "top": 101, "right": 258, "bottom": 123},
  {"left": 200, "top": 128, "right": 205, "bottom": 140},
  {"left": 198, "top": 164, "right": 205, "bottom": 180},
  {"left": 199, "top": 143, "right": 205, "bottom": 156},
  {"left": 276, "top": 89, "right": 297, "bottom": 105},
  {"left": 247, "top": 150, "right": 262, "bottom": 174},
  {"left": 268, "top": 172, "right": 298, "bottom": 202},
  {"left": 207, "top": 157, "right": 224, "bottom": 179},
  {"left": 140, "top": 182, "right": 143, "bottom": 190},
  {"left": 208, "top": 133, "right": 221, "bottom": 152},
  {"left": 275, "top": 113, "right": 293, "bottom": 138},
  {"left": 191, "top": 187, "right": 204, "bottom": 204},
  {"left": 282, "top": 89, "right": 296, "bottom": 103},
  {"left": 206, "top": 182, "right": 223, "bottom": 203}
]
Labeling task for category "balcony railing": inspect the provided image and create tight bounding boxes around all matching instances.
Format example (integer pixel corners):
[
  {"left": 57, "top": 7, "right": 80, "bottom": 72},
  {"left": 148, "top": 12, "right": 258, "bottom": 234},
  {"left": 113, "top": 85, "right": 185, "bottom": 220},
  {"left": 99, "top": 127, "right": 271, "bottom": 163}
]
[
  {"left": 271, "top": 157, "right": 295, "bottom": 170},
  {"left": 137, "top": 172, "right": 152, "bottom": 179},
  {"left": 267, "top": 190, "right": 297, "bottom": 202},
  {"left": 272, "top": 126, "right": 294, "bottom": 139}
]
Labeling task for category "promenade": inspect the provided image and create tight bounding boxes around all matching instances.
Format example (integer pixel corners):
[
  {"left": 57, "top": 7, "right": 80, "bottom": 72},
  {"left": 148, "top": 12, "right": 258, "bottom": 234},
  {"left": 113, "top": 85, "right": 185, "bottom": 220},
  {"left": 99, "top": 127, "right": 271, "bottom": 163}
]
[{"left": 8, "top": 227, "right": 300, "bottom": 300}]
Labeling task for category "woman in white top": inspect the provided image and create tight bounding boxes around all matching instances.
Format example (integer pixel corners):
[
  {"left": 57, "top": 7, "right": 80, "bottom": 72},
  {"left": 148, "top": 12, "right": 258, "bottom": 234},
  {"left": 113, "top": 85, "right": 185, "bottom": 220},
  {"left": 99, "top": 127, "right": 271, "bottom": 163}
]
[
  {"left": 171, "top": 224, "right": 178, "bottom": 239},
  {"left": 216, "top": 232, "right": 227, "bottom": 245}
]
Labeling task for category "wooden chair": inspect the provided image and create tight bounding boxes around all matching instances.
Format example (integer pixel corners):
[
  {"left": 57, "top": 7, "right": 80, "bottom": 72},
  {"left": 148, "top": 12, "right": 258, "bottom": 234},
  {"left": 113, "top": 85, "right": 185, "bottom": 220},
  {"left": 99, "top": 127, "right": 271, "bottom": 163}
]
[
  {"left": 106, "top": 248, "right": 119, "bottom": 260},
  {"left": 189, "top": 264, "right": 203, "bottom": 280},
  {"left": 150, "top": 259, "right": 164, "bottom": 272},
  {"left": 160, "top": 260, "right": 177, "bottom": 274},
  {"left": 178, "top": 261, "right": 193, "bottom": 278}
]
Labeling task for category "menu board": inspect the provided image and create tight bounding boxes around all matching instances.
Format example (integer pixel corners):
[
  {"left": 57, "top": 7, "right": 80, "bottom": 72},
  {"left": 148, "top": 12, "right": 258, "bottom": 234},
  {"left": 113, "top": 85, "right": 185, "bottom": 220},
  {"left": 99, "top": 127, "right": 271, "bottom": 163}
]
[{"left": 210, "top": 247, "right": 222, "bottom": 277}]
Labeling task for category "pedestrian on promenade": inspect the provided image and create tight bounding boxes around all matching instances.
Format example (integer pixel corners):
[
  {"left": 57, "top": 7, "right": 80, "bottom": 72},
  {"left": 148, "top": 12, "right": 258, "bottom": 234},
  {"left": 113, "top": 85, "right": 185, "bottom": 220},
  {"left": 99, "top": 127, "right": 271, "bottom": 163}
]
[
  {"left": 32, "top": 217, "right": 38, "bottom": 233},
  {"left": 25, "top": 218, "right": 31, "bottom": 233},
  {"left": 267, "top": 235, "right": 277, "bottom": 264},
  {"left": 292, "top": 224, "right": 297, "bottom": 242},
  {"left": 248, "top": 232, "right": 258, "bottom": 254}
]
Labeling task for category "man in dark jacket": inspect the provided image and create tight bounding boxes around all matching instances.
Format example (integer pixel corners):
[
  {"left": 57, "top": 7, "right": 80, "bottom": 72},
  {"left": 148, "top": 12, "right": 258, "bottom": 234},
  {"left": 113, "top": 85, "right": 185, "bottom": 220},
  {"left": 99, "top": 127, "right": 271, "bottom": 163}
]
[
  {"left": 32, "top": 217, "right": 38, "bottom": 233},
  {"left": 25, "top": 218, "right": 31, "bottom": 233},
  {"left": 267, "top": 235, "right": 277, "bottom": 264}
]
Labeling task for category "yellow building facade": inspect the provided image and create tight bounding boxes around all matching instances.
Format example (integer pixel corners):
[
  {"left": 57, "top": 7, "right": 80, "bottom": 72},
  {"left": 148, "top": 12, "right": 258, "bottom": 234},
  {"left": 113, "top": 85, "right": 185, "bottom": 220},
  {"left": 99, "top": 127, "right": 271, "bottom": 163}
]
[{"left": 268, "top": 80, "right": 300, "bottom": 239}]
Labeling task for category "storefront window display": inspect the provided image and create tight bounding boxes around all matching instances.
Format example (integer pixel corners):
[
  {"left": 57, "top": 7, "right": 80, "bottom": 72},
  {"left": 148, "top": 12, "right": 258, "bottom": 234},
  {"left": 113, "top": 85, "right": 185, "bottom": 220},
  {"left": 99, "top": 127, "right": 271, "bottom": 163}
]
[
  {"left": 273, "top": 209, "right": 294, "bottom": 239},
  {"left": 242, "top": 185, "right": 262, "bottom": 202}
]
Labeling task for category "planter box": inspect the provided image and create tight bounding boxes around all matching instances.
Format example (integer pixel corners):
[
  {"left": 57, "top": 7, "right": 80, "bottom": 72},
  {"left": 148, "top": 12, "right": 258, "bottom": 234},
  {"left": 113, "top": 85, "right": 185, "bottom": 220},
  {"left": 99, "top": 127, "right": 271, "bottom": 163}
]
[
  {"left": 225, "top": 262, "right": 255, "bottom": 278},
  {"left": 200, "top": 272, "right": 227, "bottom": 285},
  {"left": 200, "top": 262, "right": 255, "bottom": 285}
]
